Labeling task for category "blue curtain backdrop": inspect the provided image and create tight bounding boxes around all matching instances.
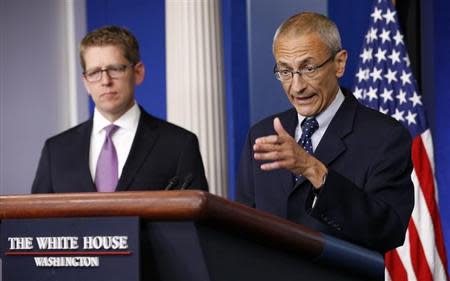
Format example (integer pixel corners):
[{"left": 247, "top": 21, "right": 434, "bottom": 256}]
[{"left": 86, "top": 0, "right": 450, "bottom": 265}]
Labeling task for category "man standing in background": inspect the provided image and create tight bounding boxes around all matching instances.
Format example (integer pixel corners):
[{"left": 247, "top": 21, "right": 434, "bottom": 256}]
[{"left": 32, "top": 26, "right": 208, "bottom": 193}]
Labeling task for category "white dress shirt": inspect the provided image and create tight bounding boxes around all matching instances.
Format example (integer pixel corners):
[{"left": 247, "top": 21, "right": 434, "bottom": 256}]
[{"left": 89, "top": 102, "right": 141, "bottom": 181}]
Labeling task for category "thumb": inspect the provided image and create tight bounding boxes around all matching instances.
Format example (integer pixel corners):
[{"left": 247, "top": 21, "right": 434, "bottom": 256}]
[{"left": 273, "top": 117, "right": 289, "bottom": 137}]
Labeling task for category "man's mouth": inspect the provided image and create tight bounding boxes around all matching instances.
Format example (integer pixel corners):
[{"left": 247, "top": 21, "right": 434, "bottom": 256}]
[
  {"left": 292, "top": 94, "right": 316, "bottom": 105},
  {"left": 101, "top": 91, "right": 117, "bottom": 97}
]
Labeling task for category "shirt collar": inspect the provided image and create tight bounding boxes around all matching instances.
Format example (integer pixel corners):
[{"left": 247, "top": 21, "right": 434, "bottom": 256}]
[
  {"left": 297, "top": 88, "right": 345, "bottom": 129},
  {"left": 93, "top": 101, "right": 141, "bottom": 134}
]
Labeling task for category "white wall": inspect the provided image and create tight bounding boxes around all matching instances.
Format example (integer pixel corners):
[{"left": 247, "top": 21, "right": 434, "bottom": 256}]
[{"left": 0, "top": 0, "right": 88, "bottom": 195}]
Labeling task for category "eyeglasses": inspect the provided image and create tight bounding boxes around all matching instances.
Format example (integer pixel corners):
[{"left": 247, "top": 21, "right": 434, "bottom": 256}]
[
  {"left": 273, "top": 54, "right": 335, "bottom": 82},
  {"left": 83, "top": 64, "right": 134, "bottom": 82}
]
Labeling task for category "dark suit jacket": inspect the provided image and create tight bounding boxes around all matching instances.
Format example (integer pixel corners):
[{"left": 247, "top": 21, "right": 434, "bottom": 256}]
[
  {"left": 236, "top": 90, "right": 414, "bottom": 253},
  {"left": 32, "top": 108, "right": 208, "bottom": 193}
]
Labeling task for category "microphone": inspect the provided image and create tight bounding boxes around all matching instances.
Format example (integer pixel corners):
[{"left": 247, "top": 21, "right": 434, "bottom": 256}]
[
  {"left": 180, "top": 174, "right": 193, "bottom": 190},
  {"left": 165, "top": 176, "right": 179, "bottom": 190}
]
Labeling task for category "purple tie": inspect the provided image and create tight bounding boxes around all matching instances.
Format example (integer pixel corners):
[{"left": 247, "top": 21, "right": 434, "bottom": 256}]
[{"left": 95, "top": 124, "right": 119, "bottom": 192}]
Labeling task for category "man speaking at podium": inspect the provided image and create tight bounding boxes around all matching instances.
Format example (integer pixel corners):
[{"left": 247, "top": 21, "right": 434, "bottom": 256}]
[
  {"left": 32, "top": 26, "right": 208, "bottom": 194},
  {"left": 236, "top": 13, "right": 414, "bottom": 254}
]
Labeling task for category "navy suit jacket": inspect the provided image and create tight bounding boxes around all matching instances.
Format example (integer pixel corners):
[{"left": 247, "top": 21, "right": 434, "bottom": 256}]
[
  {"left": 32, "top": 108, "right": 208, "bottom": 193},
  {"left": 236, "top": 90, "right": 414, "bottom": 253}
]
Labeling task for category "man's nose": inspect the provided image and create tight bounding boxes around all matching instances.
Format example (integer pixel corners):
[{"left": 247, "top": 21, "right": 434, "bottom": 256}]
[
  {"left": 290, "top": 72, "right": 308, "bottom": 93},
  {"left": 100, "top": 70, "right": 113, "bottom": 85}
]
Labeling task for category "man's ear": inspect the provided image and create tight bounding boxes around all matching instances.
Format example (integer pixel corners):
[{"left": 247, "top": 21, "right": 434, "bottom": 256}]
[
  {"left": 134, "top": 62, "right": 145, "bottom": 85},
  {"left": 334, "top": 49, "right": 348, "bottom": 78}
]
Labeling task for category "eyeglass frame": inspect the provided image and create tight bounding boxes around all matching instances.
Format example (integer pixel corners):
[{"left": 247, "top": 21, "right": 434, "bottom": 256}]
[
  {"left": 273, "top": 53, "right": 337, "bottom": 82},
  {"left": 83, "top": 63, "right": 135, "bottom": 82}
]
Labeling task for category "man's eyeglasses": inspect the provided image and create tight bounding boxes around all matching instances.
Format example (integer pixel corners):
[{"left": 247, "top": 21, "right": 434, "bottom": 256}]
[
  {"left": 273, "top": 54, "right": 335, "bottom": 82},
  {"left": 83, "top": 64, "right": 134, "bottom": 82}
]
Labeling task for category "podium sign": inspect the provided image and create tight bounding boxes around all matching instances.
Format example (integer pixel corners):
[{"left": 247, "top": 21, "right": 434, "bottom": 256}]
[{"left": 1, "top": 216, "right": 140, "bottom": 281}]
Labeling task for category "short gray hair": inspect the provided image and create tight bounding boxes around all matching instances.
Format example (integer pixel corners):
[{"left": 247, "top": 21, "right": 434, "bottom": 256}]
[{"left": 273, "top": 12, "right": 342, "bottom": 55}]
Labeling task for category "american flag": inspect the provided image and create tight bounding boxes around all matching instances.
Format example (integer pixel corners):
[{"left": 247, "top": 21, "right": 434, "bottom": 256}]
[{"left": 353, "top": 0, "right": 448, "bottom": 280}]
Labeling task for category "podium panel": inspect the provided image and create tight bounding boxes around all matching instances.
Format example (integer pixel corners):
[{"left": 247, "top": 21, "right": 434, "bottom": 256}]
[
  {"left": 1, "top": 217, "right": 140, "bottom": 281},
  {"left": 0, "top": 191, "right": 384, "bottom": 281}
]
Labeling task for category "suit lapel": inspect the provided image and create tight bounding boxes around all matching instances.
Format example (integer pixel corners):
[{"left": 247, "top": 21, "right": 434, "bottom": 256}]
[
  {"left": 289, "top": 91, "right": 357, "bottom": 194},
  {"left": 314, "top": 91, "right": 357, "bottom": 167},
  {"left": 116, "top": 110, "right": 159, "bottom": 191},
  {"left": 76, "top": 120, "right": 97, "bottom": 192}
]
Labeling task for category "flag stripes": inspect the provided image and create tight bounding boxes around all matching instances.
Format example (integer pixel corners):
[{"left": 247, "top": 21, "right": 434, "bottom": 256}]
[
  {"left": 408, "top": 218, "right": 433, "bottom": 281},
  {"left": 385, "top": 249, "right": 408, "bottom": 281},
  {"left": 353, "top": 0, "right": 449, "bottom": 280}
]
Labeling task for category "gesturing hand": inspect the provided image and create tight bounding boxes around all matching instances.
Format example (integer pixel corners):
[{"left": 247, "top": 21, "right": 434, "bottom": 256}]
[{"left": 253, "top": 117, "right": 327, "bottom": 188}]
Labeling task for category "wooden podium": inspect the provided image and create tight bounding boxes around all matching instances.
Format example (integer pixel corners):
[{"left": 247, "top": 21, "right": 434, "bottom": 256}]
[{"left": 0, "top": 191, "right": 384, "bottom": 281}]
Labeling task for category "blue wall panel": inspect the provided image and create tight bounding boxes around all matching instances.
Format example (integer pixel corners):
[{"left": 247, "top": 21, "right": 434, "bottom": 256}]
[
  {"left": 87, "top": 0, "right": 166, "bottom": 119},
  {"left": 222, "top": 0, "right": 250, "bottom": 199},
  {"left": 328, "top": 1, "right": 372, "bottom": 90},
  {"left": 246, "top": 0, "right": 327, "bottom": 126}
]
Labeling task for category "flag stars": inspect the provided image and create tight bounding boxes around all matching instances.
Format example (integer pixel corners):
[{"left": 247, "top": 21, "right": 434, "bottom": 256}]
[
  {"left": 353, "top": 0, "right": 427, "bottom": 139},
  {"left": 360, "top": 48, "right": 373, "bottom": 63},
  {"left": 366, "top": 86, "right": 378, "bottom": 101},
  {"left": 354, "top": 87, "right": 364, "bottom": 99},
  {"left": 379, "top": 107, "right": 389, "bottom": 115},
  {"left": 366, "top": 27, "right": 378, "bottom": 43},
  {"left": 403, "top": 56, "right": 411, "bottom": 67},
  {"left": 371, "top": 7, "right": 383, "bottom": 23},
  {"left": 370, "top": 67, "right": 383, "bottom": 82},
  {"left": 380, "top": 88, "right": 394, "bottom": 103},
  {"left": 409, "top": 91, "right": 422, "bottom": 107},
  {"left": 405, "top": 110, "right": 417, "bottom": 125},
  {"left": 383, "top": 8, "right": 396, "bottom": 24},
  {"left": 384, "top": 69, "right": 398, "bottom": 83},
  {"left": 393, "top": 30, "right": 404, "bottom": 46},
  {"left": 388, "top": 49, "right": 401, "bottom": 64},
  {"left": 396, "top": 89, "right": 407, "bottom": 104},
  {"left": 380, "top": 29, "right": 391, "bottom": 44},
  {"left": 400, "top": 70, "right": 412, "bottom": 86},
  {"left": 365, "top": 32, "right": 371, "bottom": 44},
  {"left": 391, "top": 108, "right": 405, "bottom": 122},
  {"left": 356, "top": 68, "right": 370, "bottom": 83},
  {"left": 375, "top": 48, "right": 387, "bottom": 63}
]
